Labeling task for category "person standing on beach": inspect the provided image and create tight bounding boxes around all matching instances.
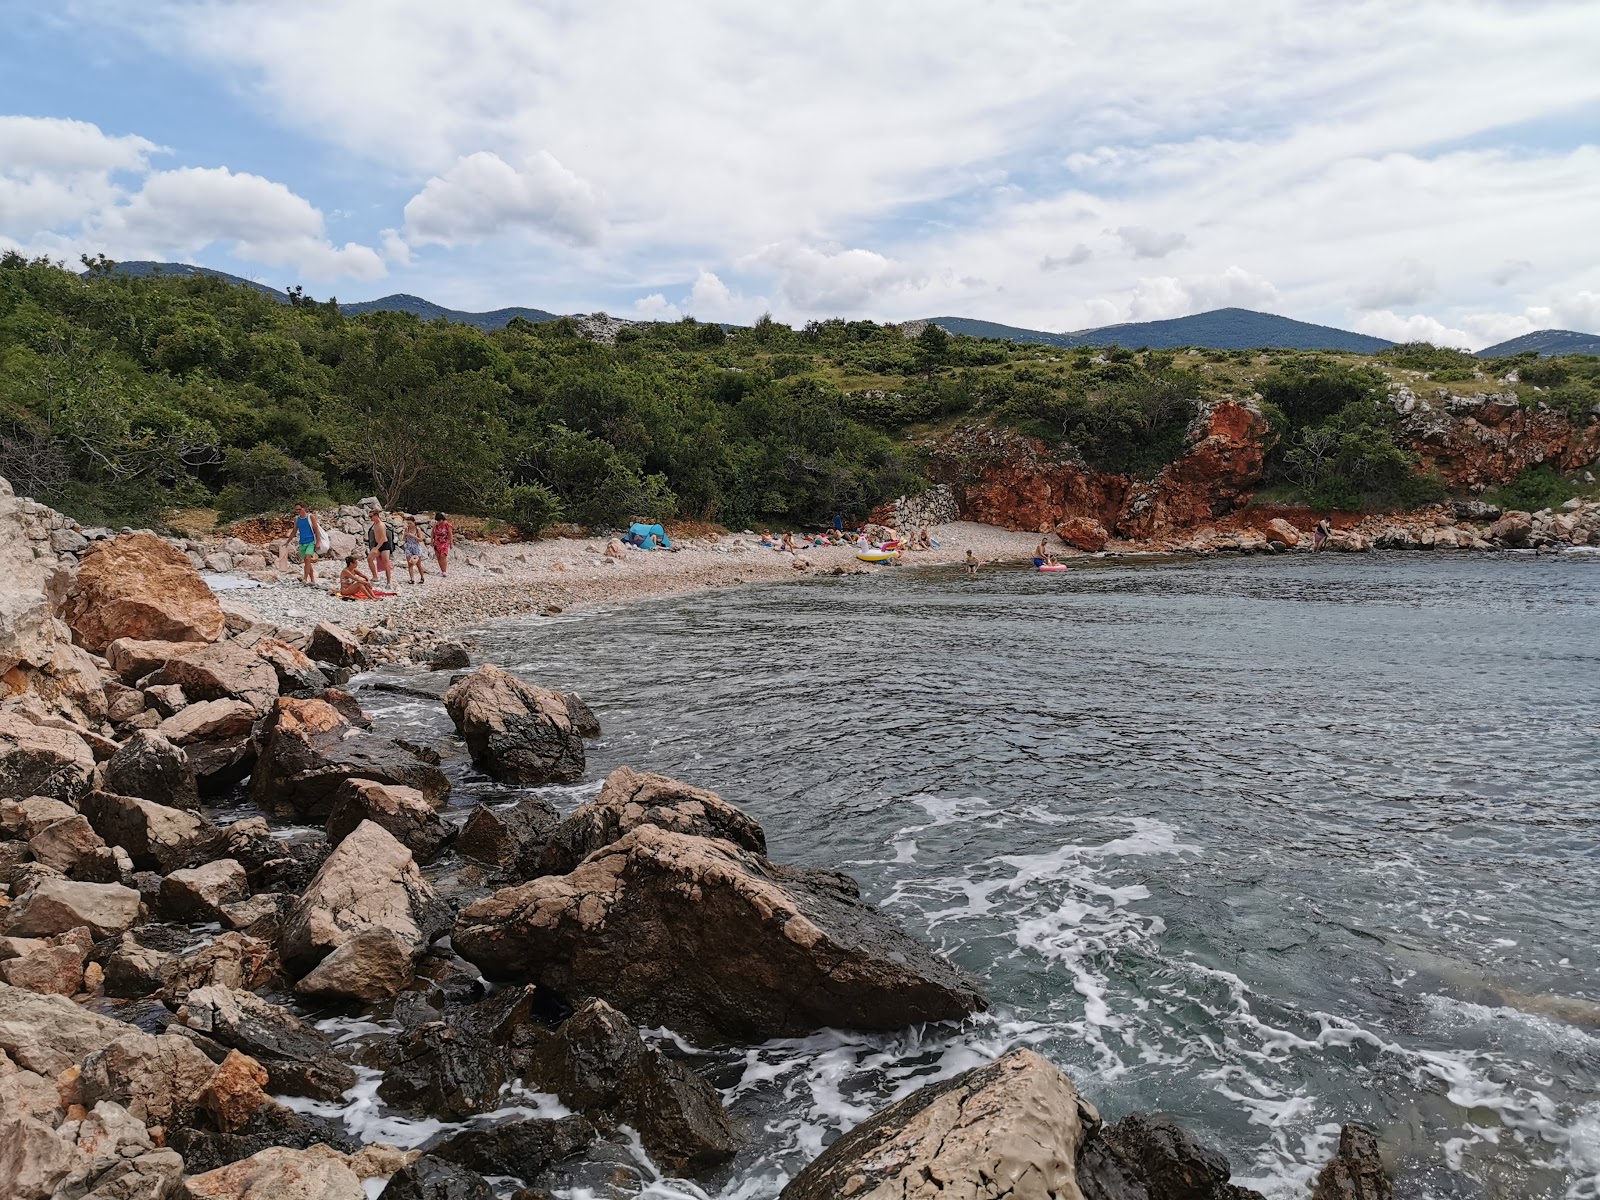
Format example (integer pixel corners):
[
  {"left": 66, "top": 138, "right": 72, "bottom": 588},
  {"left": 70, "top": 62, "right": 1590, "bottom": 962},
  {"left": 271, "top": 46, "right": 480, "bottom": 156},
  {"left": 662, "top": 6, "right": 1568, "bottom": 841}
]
[
  {"left": 403, "top": 515, "right": 428, "bottom": 584},
  {"left": 1314, "top": 517, "right": 1332, "bottom": 552},
  {"left": 293, "top": 503, "right": 323, "bottom": 586},
  {"left": 432, "top": 512, "right": 453, "bottom": 577},
  {"left": 367, "top": 508, "right": 394, "bottom": 587}
]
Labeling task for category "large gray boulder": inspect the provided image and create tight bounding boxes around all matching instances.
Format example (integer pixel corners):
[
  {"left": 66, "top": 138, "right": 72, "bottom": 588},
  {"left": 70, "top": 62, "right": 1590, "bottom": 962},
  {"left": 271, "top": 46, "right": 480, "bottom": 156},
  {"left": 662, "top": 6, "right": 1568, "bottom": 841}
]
[
  {"left": 82, "top": 790, "right": 220, "bottom": 872},
  {"left": 0, "top": 713, "right": 96, "bottom": 803},
  {"left": 781, "top": 1048, "right": 1092, "bottom": 1200},
  {"left": 443, "top": 664, "right": 584, "bottom": 785},
  {"left": 453, "top": 824, "right": 987, "bottom": 1043},
  {"left": 145, "top": 640, "right": 279, "bottom": 715},
  {"left": 103, "top": 729, "right": 200, "bottom": 811},
  {"left": 6, "top": 878, "right": 140, "bottom": 939}
]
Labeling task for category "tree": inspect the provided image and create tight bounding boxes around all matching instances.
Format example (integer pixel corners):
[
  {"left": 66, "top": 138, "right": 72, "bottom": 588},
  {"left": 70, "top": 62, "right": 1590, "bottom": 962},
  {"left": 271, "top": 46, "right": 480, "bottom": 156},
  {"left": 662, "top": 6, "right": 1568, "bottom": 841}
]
[{"left": 913, "top": 322, "right": 949, "bottom": 384}]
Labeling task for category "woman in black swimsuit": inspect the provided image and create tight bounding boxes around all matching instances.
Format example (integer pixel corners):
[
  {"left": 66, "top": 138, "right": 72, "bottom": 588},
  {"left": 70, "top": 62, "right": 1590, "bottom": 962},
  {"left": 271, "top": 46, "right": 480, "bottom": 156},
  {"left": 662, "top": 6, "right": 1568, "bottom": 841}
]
[{"left": 367, "top": 509, "right": 395, "bottom": 586}]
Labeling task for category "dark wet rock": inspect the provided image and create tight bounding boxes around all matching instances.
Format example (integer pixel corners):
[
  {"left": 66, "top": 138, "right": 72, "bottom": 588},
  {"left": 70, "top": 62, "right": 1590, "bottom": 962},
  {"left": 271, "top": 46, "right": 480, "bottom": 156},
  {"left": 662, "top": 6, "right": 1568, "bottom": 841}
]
[
  {"left": 100, "top": 933, "right": 174, "bottom": 999},
  {"left": 427, "top": 642, "right": 472, "bottom": 671},
  {"left": 443, "top": 664, "right": 585, "bottom": 785},
  {"left": 1310, "top": 1125, "right": 1392, "bottom": 1200},
  {"left": 308, "top": 620, "right": 363, "bottom": 668},
  {"left": 159, "top": 859, "right": 250, "bottom": 923},
  {"left": 379, "top": 1154, "right": 496, "bottom": 1200},
  {"left": 159, "top": 931, "right": 278, "bottom": 1004},
  {"left": 219, "top": 892, "right": 289, "bottom": 942},
  {"left": 456, "top": 797, "right": 559, "bottom": 870},
  {"left": 251, "top": 696, "right": 449, "bottom": 818},
  {"left": 82, "top": 789, "right": 221, "bottom": 872},
  {"left": 175, "top": 983, "right": 356, "bottom": 1100},
  {"left": 103, "top": 729, "right": 201, "bottom": 812},
  {"left": 374, "top": 986, "right": 544, "bottom": 1119},
  {"left": 563, "top": 692, "right": 601, "bottom": 738},
  {"left": 222, "top": 817, "right": 328, "bottom": 894},
  {"left": 294, "top": 927, "right": 414, "bottom": 1004},
  {"left": 525, "top": 998, "right": 736, "bottom": 1174},
  {"left": 327, "top": 778, "right": 453, "bottom": 863},
  {"left": 168, "top": 1100, "right": 359, "bottom": 1173},
  {"left": 1078, "top": 1132, "right": 1154, "bottom": 1200},
  {"left": 1101, "top": 1111, "right": 1265, "bottom": 1200},
  {"left": 453, "top": 825, "right": 988, "bottom": 1043},
  {"left": 0, "top": 713, "right": 96, "bottom": 804},
  {"left": 278, "top": 819, "right": 450, "bottom": 977},
  {"left": 188, "top": 731, "right": 259, "bottom": 795},
  {"left": 780, "top": 1048, "right": 1093, "bottom": 1200},
  {"left": 428, "top": 1115, "right": 595, "bottom": 1184},
  {"left": 532, "top": 766, "right": 766, "bottom": 876}
]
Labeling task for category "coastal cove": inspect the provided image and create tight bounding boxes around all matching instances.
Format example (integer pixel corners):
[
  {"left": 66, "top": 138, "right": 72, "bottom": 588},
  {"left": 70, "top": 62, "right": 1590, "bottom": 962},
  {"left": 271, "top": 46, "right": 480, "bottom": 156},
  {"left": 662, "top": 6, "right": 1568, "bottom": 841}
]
[{"left": 349, "top": 551, "right": 1600, "bottom": 1198}]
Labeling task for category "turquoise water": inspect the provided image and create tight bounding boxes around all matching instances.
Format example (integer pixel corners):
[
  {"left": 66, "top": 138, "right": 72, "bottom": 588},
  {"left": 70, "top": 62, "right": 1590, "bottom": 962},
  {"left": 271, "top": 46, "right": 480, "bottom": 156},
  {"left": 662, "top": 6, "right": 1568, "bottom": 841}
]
[{"left": 374, "top": 551, "right": 1600, "bottom": 1199}]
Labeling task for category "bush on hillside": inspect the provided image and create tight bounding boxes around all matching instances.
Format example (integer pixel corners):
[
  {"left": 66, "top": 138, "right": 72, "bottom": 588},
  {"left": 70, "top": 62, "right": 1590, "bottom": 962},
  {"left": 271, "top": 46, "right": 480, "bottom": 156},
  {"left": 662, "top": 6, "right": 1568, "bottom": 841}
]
[{"left": 1488, "top": 466, "right": 1578, "bottom": 513}]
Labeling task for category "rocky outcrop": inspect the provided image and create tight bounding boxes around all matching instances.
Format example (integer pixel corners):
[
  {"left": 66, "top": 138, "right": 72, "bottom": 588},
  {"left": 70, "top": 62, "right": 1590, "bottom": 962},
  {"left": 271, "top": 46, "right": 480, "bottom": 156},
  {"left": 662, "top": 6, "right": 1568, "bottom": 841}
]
[
  {"left": 453, "top": 824, "right": 987, "bottom": 1043},
  {"left": 78, "top": 1028, "right": 216, "bottom": 1127},
  {"left": 64, "top": 531, "right": 226, "bottom": 652},
  {"left": 534, "top": 766, "right": 767, "bottom": 876},
  {"left": 83, "top": 791, "right": 220, "bottom": 873},
  {"left": 2, "top": 1099, "right": 183, "bottom": 1200},
  {"left": 443, "top": 664, "right": 585, "bottom": 784},
  {"left": 1395, "top": 388, "right": 1600, "bottom": 494},
  {"left": 278, "top": 820, "right": 449, "bottom": 976},
  {"left": 250, "top": 697, "right": 449, "bottom": 817},
  {"left": 6, "top": 878, "right": 141, "bottom": 939},
  {"left": 781, "top": 1048, "right": 1091, "bottom": 1200},
  {"left": 325, "top": 779, "right": 452, "bottom": 863},
  {"left": 1057, "top": 515, "right": 1111, "bottom": 552},
  {"left": 1311, "top": 1125, "right": 1392, "bottom": 1200},
  {"left": 1095, "top": 1110, "right": 1266, "bottom": 1200},
  {"left": 378, "top": 1155, "right": 496, "bottom": 1200},
  {"left": 0, "top": 714, "right": 96, "bottom": 803}
]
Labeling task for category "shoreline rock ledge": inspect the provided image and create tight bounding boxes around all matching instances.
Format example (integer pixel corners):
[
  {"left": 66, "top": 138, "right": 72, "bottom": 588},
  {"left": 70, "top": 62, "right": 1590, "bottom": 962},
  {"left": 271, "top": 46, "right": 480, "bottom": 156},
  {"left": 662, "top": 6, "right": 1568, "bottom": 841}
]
[{"left": 452, "top": 768, "right": 987, "bottom": 1042}]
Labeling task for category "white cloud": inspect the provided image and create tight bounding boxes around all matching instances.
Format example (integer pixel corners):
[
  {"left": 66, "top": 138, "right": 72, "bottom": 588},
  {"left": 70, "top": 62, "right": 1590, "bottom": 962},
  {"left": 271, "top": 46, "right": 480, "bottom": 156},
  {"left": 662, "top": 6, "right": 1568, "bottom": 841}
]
[
  {"left": 379, "top": 228, "right": 412, "bottom": 266},
  {"left": 1040, "top": 244, "right": 1091, "bottom": 271},
  {"left": 1116, "top": 226, "right": 1187, "bottom": 260},
  {"left": 1352, "top": 311, "right": 1475, "bottom": 350},
  {"left": 1351, "top": 258, "right": 1436, "bottom": 310},
  {"left": 403, "top": 151, "right": 602, "bottom": 248},
  {"left": 745, "top": 243, "right": 925, "bottom": 314},
  {"left": 0, "top": 115, "right": 160, "bottom": 229},
  {"left": 632, "top": 292, "right": 680, "bottom": 320},
  {"left": 1127, "top": 267, "right": 1279, "bottom": 320},
  {"left": 1490, "top": 258, "right": 1533, "bottom": 287}
]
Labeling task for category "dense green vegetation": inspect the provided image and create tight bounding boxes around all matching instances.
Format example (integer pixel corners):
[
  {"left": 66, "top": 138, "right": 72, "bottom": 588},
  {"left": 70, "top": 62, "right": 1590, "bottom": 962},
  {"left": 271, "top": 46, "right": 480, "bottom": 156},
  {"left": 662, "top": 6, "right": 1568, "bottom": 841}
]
[{"left": 0, "top": 254, "right": 1594, "bottom": 531}]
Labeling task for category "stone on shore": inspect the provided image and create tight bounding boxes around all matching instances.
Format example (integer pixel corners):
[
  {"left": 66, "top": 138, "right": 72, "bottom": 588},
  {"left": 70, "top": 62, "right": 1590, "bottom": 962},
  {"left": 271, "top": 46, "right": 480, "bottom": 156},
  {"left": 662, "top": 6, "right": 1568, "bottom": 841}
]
[
  {"left": 1265, "top": 518, "right": 1301, "bottom": 547},
  {"left": 26, "top": 814, "right": 118, "bottom": 880},
  {"left": 0, "top": 936, "right": 88, "bottom": 995},
  {"left": 1097, "top": 1110, "right": 1266, "bottom": 1200},
  {"left": 83, "top": 791, "right": 220, "bottom": 873},
  {"left": 159, "top": 859, "right": 250, "bottom": 922},
  {"left": 1, "top": 796, "right": 77, "bottom": 839},
  {"left": 104, "top": 729, "right": 201, "bottom": 811},
  {"left": 79, "top": 1028, "right": 216, "bottom": 1126},
  {"left": 106, "top": 637, "right": 203, "bottom": 683},
  {"left": 64, "top": 531, "right": 226, "bottom": 652},
  {"left": 292, "top": 927, "right": 414, "bottom": 1004},
  {"left": 156, "top": 698, "right": 257, "bottom": 746},
  {"left": 0, "top": 980, "right": 130, "bottom": 1074},
  {"left": 278, "top": 820, "right": 449, "bottom": 976},
  {"left": 780, "top": 1048, "right": 1090, "bottom": 1200},
  {"left": 1488, "top": 511, "right": 1533, "bottom": 547},
  {"left": 146, "top": 641, "right": 279, "bottom": 715},
  {"left": 428, "top": 1116, "right": 595, "bottom": 1186},
  {"left": 377, "top": 1155, "right": 496, "bottom": 1200},
  {"left": 455, "top": 796, "right": 559, "bottom": 868},
  {"left": 453, "top": 824, "right": 987, "bottom": 1042},
  {"left": 307, "top": 621, "right": 362, "bottom": 668},
  {"left": 176, "top": 984, "right": 356, "bottom": 1100},
  {"left": 2, "top": 1099, "right": 183, "bottom": 1200},
  {"left": 1311, "top": 1125, "right": 1392, "bottom": 1200},
  {"left": 252, "top": 637, "right": 326, "bottom": 692},
  {"left": 443, "top": 663, "right": 585, "bottom": 785},
  {"left": 534, "top": 766, "right": 767, "bottom": 876},
  {"left": 326, "top": 779, "right": 452, "bottom": 862},
  {"left": 193, "top": 1049, "right": 273, "bottom": 1134},
  {"left": 6, "top": 878, "right": 140, "bottom": 939},
  {"left": 0, "top": 713, "right": 96, "bottom": 803},
  {"left": 251, "top": 697, "right": 449, "bottom": 817},
  {"left": 1057, "top": 515, "right": 1111, "bottom": 552},
  {"left": 181, "top": 1144, "right": 366, "bottom": 1200}
]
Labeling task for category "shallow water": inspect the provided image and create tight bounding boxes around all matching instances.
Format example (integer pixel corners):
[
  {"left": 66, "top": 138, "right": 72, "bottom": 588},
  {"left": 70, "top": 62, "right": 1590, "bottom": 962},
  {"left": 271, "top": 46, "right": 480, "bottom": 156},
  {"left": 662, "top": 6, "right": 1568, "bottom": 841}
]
[{"left": 361, "top": 551, "right": 1600, "bottom": 1199}]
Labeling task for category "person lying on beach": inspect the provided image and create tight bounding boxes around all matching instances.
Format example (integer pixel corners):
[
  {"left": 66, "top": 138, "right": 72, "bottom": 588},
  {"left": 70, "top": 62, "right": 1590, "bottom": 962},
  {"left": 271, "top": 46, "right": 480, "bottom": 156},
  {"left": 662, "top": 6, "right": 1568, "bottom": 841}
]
[
  {"left": 912, "top": 528, "right": 933, "bottom": 550},
  {"left": 759, "top": 532, "right": 778, "bottom": 548}
]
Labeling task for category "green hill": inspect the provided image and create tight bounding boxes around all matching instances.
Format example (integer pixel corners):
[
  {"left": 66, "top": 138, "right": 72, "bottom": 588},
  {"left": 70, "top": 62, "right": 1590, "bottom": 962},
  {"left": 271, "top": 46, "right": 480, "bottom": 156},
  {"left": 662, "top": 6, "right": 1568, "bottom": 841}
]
[
  {"left": 1477, "top": 329, "right": 1600, "bottom": 358},
  {"left": 929, "top": 308, "right": 1393, "bottom": 353}
]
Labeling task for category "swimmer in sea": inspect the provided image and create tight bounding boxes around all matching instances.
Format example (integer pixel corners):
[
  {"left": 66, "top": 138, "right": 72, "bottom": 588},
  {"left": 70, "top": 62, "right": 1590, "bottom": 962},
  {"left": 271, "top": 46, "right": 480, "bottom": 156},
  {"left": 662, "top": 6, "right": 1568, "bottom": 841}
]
[{"left": 964, "top": 549, "right": 979, "bottom": 574}]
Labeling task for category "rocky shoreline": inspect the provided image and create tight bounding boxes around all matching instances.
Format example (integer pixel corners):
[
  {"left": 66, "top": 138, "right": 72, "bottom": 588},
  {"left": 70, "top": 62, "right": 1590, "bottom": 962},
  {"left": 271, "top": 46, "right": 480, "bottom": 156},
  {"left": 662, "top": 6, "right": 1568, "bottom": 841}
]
[{"left": 0, "top": 473, "right": 1412, "bottom": 1197}]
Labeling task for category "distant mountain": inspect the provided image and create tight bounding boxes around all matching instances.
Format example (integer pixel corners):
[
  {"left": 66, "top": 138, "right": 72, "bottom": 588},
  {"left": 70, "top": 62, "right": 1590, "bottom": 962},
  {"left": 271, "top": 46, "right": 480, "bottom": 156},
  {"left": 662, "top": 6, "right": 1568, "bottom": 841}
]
[
  {"left": 1476, "top": 329, "right": 1600, "bottom": 358},
  {"left": 928, "top": 308, "right": 1393, "bottom": 353},
  {"left": 108, "top": 260, "right": 288, "bottom": 300},
  {"left": 338, "top": 293, "right": 559, "bottom": 330}
]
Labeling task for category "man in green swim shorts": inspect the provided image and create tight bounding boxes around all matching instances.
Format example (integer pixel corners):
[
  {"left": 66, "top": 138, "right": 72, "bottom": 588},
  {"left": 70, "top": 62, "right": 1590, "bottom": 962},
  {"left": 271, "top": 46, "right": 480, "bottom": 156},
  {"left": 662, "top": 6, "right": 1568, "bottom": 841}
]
[{"left": 294, "top": 503, "right": 324, "bottom": 586}]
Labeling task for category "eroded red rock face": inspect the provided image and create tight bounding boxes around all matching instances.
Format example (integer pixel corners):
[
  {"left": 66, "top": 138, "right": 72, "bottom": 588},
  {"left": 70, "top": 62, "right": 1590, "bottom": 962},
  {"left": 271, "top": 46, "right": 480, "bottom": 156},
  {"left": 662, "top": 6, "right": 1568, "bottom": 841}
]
[{"left": 1399, "top": 395, "right": 1600, "bottom": 493}]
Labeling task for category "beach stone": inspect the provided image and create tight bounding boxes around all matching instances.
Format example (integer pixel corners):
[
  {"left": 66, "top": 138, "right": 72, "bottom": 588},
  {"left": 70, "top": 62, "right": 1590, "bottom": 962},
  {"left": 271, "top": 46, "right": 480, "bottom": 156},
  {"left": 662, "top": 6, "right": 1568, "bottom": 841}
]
[
  {"left": 278, "top": 820, "right": 449, "bottom": 976},
  {"left": 0, "top": 713, "right": 96, "bottom": 803},
  {"left": 83, "top": 790, "right": 220, "bottom": 872},
  {"left": 1488, "top": 511, "right": 1533, "bottom": 547},
  {"left": 372, "top": 985, "right": 542, "bottom": 1119},
  {"left": 102, "top": 934, "right": 175, "bottom": 999},
  {"left": 0, "top": 980, "right": 131, "bottom": 1075},
  {"left": 195, "top": 1049, "right": 273, "bottom": 1134},
  {"left": 159, "top": 859, "right": 250, "bottom": 923},
  {"left": 1311, "top": 1125, "right": 1392, "bottom": 1200},
  {"left": 157, "top": 698, "right": 257, "bottom": 745},
  {"left": 427, "top": 642, "right": 471, "bottom": 671},
  {"left": 104, "top": 680, "right": 147, "bottom": 723},
  {"left": 160, "top": 931, "right": 277, "bottom": 1003},
  {"left": 1265, "top": 518, "right": 1301, "bottom": 547},
  {"left": 26, "top": 813, "right": 115, "bottom": 879},
  {"left": 1102, "top": 1111, "right": 1261, "bottom": 1200},
  {"left": 251, "top": 697, "right": 449, "bottom": 818},
  {"left": 176, "top": 984, "right": 356, "bottom": 1100},
  {"left": 453, "top": 825, "right": 988, "bottom": 1043},
  {"left": 443, "top": 664, "right": 585, "bottom": 785},
  {"left": 169, "top": 1103, "right": 360, "bottom": 1176},
  {"left": 222, "top": 818, "right": 328, "bottom": 894},
  {"left": 526, "top": 998, "right": 736, "bottom": 1174},
  {"left": 63, "top": 532, "right": 225, "bottom": 653},
  {"left": 147, "top": 641, "right": 279, "bottom": 716},
  {"left": 326, "top": 779, "right": 452, "bottom": 863},
  {"left": 780, "top": 1048, "right": 1090, "bottom": 1200},
  {"left": 143, "top": 683, "right": 188, "bottom": 717},
  {"left": 181, "top": 1144, "right": 366, "bottom": 1200},
  {"left": 429, "top": 1116, "right": 595, "bottom": 1185},
  {"left": 253, "top": 638, "right": 326, "bottom": 692},
  {"left": 534, "top": 766, "right": 766, "bottom": 876},
  {"left": 455, "top": 796, "right": 559, "bottom": 868},
  {"left": 106, "top": 638, "right": 202, "bottom": 683},
  {"left": 377, "top": 1155, "right": 496, "bottom": 1200},
  {"left": 6, "top": 878, "right": 140, "bottom": 939},
  {"left": 307, "top": 621, "right": 362, "bottom": 668},
  {"left": 564, "top": 691, "right": 601, "bottom": 738},
  {"left": 5, "top": 1098, "right": 181, "bottom": 1200},
  {"left": 104, "top": 730, "right": 201, "bottom": 811},
  {"left": 1057, "top": 515, "right": 1111, "bottom": 552},
  {"left": 1, "top": 795, "right": 77, "bottom": 839},
  {"left": 79, "top": 1028, "right": 216, "bottom": 1126},
  {"left": 292, "top": 927, "right": 413, "bottom": 1004},
  {"left": 0, "top": 941, "right": 86, "bottom": 995}
]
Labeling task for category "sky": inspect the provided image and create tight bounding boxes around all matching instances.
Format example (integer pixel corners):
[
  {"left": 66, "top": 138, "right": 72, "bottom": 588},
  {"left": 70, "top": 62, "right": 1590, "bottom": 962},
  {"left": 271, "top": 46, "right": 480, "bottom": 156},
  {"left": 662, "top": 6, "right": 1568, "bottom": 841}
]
[{"left": 1, "top": 1, "right": 1598, "bottom": 349}]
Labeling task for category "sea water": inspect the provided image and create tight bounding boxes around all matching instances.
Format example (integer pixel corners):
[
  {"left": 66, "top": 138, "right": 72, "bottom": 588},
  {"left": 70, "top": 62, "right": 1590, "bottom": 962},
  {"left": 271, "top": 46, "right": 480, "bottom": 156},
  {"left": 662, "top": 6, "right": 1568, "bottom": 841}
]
[{"left": 359, "top": 551, "right": 1600, "bottom": 1199}]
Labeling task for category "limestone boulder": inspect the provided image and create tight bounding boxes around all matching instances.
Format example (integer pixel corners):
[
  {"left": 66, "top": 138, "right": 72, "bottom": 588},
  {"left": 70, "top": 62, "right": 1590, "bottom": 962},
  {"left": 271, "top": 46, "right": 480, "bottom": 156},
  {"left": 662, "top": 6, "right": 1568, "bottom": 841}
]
[
  {"left": 147, "top": 641, "right": 279, "bottom": 716},
  {"left": 156, "top": 698, "right": 256, "bottom": 746},
  {"left": 106, "top": 638, "right": 203, "bottom": 683},
  {"left": 453, "top": 825, "right": 987, "bottom": 1043},
  {"left": 101, "top": 934, "right": 174, "bottom": 999},
  {"left": 250, "top": 697, "right": 448, "bottom": 817},
  {"left": 325, "top": 779, "right": 452, "bottom": 863},
  {"left": 6, "top": 878, "right": 140, "bottom": 939},
  {"left": 83, "top": 791, "right": 220, "bottom": 872},
  {"left": 292, "top": 927, "right": 413, "bottom": 1004},
  {"left": 79, "top": 1029, "right": 216, "bottom": 1126},
  {"left": 443, "top": 663, "right": 584, "bottom": 785},
  {"left": 278, "top": 820, "right": 449, "bottom": 976},
  {"left": 26, "top": 814, "right": 118, "bottom": 881},
  {"left": 64, "top": 532, "right": 225, "bottom": 653},
  {"left": 180, "top": 1145, "right": 366, "bottom": 1200},
  {"left": 104, "top": 730, "right": 201, "bottom": 811},
  {"left": 1265, "top": 518, "right": 1302, "bottom": 547},
  {"left": 176, "top": 984, "right": 356, "bottom": 1100},
  {"left": 0, "top": 713, "right": 96, "bottom": 803},
  {"left": 159, "top": 859, "right": 250, "bottom": 923},
  {"left": 1057, "top": 515, "right": 1111, "bottom": 552},
  {"left": 0, "top": 980, "right": 131, "bottom": 1074},
  {"left": 0, "top": 939, "right": 87, "bottom": 996},
  {"left": 252, "top": 638, "right": 326, "bottom": 693},
  {"left": 535, "top": 766, "right": 767, "bottom": 876},
  {"left": 781, "top": 1049, "right": 1089, "bottom": 1200},
  {"left": 159, "top": 931, "right": 276, "bottom": 1003},
  {"left": 194, "top": 1049, "right": 272, "bottom": 1134},
  {"left": 2, "top": 1099, "right": 182, "bottom": 1200},
  {"left": 306, "top": 621, "right": 362, "bottom": 668},
  {"left": 1488, "top": 511, "right": 1533, "bottom": 547},
  {"left": 1, "top": 796, "right": 77, "bottom": 840},
  {"left": 1311, "top": 1125, "right": 1392, "bottom": 1200}
]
